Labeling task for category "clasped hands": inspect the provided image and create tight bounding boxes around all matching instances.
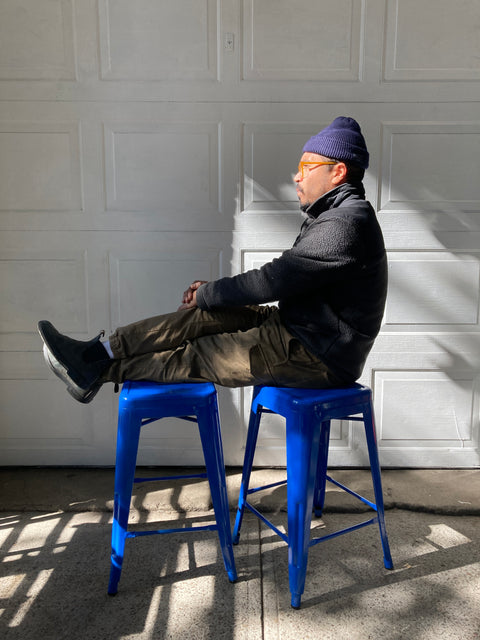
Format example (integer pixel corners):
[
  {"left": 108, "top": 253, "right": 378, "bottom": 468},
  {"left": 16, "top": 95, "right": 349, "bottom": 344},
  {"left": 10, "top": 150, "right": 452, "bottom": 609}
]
[{"left": 178, "top": 280, "right": 208, "bottom": 311}]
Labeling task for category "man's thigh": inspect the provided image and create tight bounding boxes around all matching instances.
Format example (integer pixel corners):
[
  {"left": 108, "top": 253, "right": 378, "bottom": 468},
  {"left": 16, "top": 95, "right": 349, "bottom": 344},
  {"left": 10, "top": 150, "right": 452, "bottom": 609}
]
[
  {"left": 105, "top": 309, "right": 341, "bottom": 388},
  {"left": 109, "top": 304, "right": 276, "bottom": 358},
  {"left": 184, "top": 312, "right": 341, "bottom": 388},
  {"left": 104, "top": 319, "right": 270, "bottom": 386}
]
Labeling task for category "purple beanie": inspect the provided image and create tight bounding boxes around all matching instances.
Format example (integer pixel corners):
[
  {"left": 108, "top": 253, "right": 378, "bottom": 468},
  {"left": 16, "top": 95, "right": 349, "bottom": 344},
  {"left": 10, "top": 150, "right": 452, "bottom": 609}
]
[{"left": 302, "top": 116, "right": 369, "bottom": 169}]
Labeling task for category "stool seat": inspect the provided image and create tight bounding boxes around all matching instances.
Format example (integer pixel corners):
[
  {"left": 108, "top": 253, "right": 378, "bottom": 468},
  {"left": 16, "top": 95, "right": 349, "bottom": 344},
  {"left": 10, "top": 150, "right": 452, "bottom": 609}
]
[
  {"left": 108, "top": 381, "right": 237, "bottom": 595},
  {"left": 233, "top": 383, "right": 393, "bottom": 608}
]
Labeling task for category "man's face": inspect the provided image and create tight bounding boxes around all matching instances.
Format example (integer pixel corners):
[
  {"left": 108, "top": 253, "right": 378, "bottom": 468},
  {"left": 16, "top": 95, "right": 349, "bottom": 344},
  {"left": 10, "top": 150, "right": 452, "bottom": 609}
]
[{"left": 294, "top": 152, "right": 338, "bottom": 211}]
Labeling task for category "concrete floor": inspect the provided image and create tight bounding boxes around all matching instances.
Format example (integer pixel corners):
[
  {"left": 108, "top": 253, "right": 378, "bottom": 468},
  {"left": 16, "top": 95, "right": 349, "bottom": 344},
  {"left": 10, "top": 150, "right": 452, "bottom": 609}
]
[{"left": 0, "top": 468, "right": 479, "bottom": 640}]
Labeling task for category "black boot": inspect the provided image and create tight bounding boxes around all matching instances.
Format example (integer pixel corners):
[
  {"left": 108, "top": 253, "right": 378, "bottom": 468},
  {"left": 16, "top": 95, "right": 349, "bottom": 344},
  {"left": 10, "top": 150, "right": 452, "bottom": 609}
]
[{"left": 38, "top": 320, "right": 110, "bottom": 403}]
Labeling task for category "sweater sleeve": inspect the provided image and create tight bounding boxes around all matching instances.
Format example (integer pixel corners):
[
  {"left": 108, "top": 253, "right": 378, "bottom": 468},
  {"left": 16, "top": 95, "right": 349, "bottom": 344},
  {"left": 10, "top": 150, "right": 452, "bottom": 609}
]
[{"left": 196, "top": 216, "right": 360, "bottom": 310}]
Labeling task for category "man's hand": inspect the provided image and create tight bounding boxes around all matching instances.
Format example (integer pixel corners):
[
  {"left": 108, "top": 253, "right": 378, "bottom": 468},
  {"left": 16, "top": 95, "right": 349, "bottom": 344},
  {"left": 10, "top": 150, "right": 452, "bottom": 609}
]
[{"left": 178, "top": 280, "right": 208, "bottom": 310}]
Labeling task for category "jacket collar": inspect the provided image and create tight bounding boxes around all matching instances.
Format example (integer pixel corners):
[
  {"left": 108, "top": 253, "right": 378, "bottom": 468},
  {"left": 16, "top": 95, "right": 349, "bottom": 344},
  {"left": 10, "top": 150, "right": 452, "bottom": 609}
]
[{"left": 305, "top": 182, "right": 366, "bottom": 219}]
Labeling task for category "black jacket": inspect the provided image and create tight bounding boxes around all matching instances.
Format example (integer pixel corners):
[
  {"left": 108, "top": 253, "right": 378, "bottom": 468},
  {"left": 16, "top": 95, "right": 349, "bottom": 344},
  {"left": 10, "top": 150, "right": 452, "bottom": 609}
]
[{"left": 196, "top": 183, "right": 387, "bottom": 383}]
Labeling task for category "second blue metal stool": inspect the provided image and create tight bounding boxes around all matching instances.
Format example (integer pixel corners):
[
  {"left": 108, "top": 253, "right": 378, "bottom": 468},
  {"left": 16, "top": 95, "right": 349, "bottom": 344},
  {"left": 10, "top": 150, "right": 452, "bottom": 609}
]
[
  {"left": 108, "top": 381, "right": 237, "bottom": 595},
  {"left": 233, "top": 384, "right": 393, "bottom": 608}
]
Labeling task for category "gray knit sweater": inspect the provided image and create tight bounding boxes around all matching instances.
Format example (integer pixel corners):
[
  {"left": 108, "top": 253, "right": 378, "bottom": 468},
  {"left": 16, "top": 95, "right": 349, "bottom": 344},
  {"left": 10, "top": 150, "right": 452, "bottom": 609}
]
[{"left": 196, "top": 183, "right": 387, "bottom": 383}]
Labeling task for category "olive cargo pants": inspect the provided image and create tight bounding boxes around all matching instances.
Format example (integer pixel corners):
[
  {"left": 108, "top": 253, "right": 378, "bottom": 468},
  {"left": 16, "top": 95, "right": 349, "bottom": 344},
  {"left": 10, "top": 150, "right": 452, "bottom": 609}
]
[{"left": 103, "top": 305, "right": 343, "bottom": 389}]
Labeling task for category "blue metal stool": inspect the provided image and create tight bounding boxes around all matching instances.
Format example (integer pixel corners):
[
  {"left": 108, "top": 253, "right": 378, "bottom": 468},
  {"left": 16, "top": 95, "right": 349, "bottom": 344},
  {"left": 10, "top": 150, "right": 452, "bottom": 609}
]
[
  {"left": 108, "top": 381, "right": 237, "bottom": 595},
  {"left": 233, "top": 384, "right": 393, "bottom": 608}
]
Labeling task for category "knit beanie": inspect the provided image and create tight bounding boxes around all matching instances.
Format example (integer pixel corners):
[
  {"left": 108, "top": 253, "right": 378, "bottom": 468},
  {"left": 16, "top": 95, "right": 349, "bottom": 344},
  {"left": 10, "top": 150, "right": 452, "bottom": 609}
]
[{"left": 302, "top": 116, "right": 369, "bottom": 169}]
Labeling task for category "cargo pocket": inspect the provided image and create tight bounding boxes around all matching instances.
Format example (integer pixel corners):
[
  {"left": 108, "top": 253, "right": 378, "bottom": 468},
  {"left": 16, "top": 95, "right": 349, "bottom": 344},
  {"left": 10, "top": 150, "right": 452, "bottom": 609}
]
[
  {"left": 269, "top": 338, "right": 338, "bottom": 388},
  {"left": 249, "top": 344, "right": 278, "bottom": 385}
]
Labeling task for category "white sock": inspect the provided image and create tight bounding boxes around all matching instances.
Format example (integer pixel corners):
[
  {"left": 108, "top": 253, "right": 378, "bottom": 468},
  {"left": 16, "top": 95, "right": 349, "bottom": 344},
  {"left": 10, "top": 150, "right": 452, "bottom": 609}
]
[{"left": 102, "top": 340, "right": 114, "bottom": 359}]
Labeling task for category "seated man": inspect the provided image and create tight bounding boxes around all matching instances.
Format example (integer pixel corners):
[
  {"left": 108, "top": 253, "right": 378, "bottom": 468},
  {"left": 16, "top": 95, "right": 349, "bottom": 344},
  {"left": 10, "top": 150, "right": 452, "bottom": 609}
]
[{"left": 38, "top": 116, "right": 387, "bottom": 403}]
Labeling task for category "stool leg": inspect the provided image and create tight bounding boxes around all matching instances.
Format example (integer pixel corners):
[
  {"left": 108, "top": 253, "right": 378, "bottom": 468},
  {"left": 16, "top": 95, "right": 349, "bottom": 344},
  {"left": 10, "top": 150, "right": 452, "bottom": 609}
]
[
  {"left": 363, "top": 400, "right": 393, "bottom": 570},
  {"left": 197, "top": 400, "right": 237, "bottom": 583},
  {"left": 313, "top": 420, "right": 331, "bottom": 517},
  {"left": 233, "top": 391, "right": 263, "bottom": 544},
  {"left": 286, "top": 412, "right": 321, "bottom": 609},
  {"left": 108, "top": 408, "right": 141, "bottom": 595}
]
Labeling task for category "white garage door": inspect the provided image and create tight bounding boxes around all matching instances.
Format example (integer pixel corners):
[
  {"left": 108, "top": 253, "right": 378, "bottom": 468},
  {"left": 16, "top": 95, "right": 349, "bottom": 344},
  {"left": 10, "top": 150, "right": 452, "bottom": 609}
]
[{"left": 0, "top": 1, "right": 479, "bottom": 467}]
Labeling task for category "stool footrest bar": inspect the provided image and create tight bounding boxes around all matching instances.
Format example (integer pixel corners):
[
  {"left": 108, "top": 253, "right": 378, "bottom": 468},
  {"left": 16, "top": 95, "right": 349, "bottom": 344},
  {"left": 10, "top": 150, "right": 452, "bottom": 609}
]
[
  {"left": 326, "top": 474, "right": 377, "bottom": 511},
  {"left": 134, "top": 472, "right": 207, "bottom": 483},
  {"left": 245, "top": 502, "right": 289, "bottom": 544},
  {"left": 247, "top": 479, "right": 287, "bottom": 495},
  {"left": 126, "top": 524, "right": 218, "bottom": 538},
  {"left": 309, "top": 517, "right": 378, "bottom": 548}
]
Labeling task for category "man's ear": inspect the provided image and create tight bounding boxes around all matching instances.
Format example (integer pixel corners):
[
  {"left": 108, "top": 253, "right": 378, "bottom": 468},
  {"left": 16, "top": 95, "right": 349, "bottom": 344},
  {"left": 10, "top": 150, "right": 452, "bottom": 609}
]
[{"left": 331, "top": 162, "right": 348, "bottom": 185}]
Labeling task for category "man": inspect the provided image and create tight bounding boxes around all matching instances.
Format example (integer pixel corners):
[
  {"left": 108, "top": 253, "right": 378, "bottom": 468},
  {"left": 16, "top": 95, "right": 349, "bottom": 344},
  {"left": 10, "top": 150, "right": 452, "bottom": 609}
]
[{"left": 38, "top": 116, "right": 387, "bottom": 403}]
